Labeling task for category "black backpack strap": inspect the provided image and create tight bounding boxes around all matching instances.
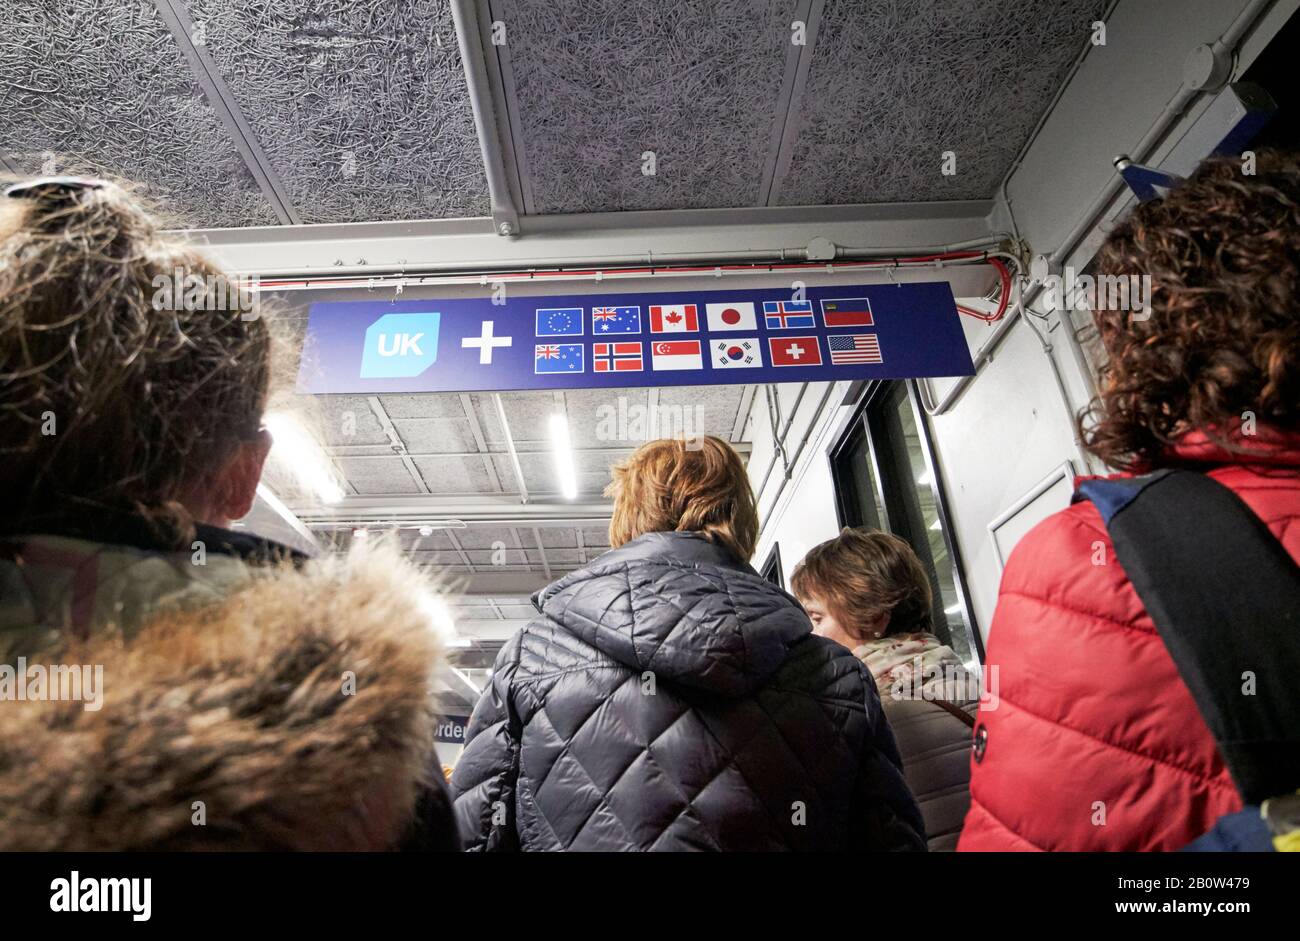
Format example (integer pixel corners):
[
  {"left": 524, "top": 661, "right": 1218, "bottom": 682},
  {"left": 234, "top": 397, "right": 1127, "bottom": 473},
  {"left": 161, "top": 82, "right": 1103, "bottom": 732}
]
[{"left": 1075, "top": 469, "right": 1300, "bottom": 804}]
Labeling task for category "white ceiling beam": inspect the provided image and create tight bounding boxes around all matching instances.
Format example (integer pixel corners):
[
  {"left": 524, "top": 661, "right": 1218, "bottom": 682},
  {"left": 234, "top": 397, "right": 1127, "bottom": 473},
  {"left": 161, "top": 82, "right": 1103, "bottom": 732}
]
[
  {"left": 294, "top": 494, "right": 612, "bottom": 525},
  {"left": 760, "top": 0, "right": 826, "bottom": 206},
  {"left": 152, "top": 0, "right": 301, "bottom": 225},
  {"left": 190, "top": 201, "right": 998, "bottom": 280},
  {"left": 450, "top": 0, "right": 520, "bottom": 234}
]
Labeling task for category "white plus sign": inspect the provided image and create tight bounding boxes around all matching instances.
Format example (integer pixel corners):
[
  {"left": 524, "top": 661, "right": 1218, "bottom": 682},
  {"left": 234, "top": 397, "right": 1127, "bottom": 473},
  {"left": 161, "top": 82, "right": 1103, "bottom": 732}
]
[
  {"left": 462, "top": 320, "right": 513, "bottom": 365},
  {"left": 787, "top": 343, "right": 805, "bottom": 360}
]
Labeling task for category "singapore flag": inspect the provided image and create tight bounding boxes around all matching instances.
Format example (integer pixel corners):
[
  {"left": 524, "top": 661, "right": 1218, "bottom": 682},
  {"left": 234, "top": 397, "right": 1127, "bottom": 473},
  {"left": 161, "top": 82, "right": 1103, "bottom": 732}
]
[{"left": 651, "top": 339, "right": 703, "bottom": 371}]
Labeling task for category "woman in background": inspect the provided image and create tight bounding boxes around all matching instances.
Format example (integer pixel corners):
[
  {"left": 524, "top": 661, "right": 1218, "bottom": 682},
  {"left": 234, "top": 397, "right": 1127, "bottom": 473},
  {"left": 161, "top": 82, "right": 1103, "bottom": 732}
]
[
  {"left": 452, "top": 436, "right": 925, "bottom": 851},
  {"left": 0, "top": 177, "right": 457, "bottom": 851},
  {"left": 793, "top": 528, "right": 978, "bottom": 850}
]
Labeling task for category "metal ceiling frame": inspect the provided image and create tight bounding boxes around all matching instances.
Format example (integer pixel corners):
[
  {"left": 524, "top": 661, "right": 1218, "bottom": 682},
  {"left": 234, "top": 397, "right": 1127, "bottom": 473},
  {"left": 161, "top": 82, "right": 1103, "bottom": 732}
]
[
  {"left": 760, "top": 0, "right": 826, "bottom": 206},
  {"left": 151, "top": 0, "right": 302, "bottom": 225},
  {"left": 451, "top": 0, "right": 521, "bottom": 235},
  {"left": 193, "top": 200, "right": 999, "bottom": 279},
  {"left": 294, "top": 494, "right": 613, "bottom": 525}
]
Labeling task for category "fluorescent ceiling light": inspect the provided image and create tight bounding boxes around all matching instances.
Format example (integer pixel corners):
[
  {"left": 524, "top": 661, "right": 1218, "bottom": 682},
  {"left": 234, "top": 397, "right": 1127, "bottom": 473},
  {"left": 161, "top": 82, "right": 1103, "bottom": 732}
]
[
  {"left": 549, "top": 413, "right": 579, "bottom": 499},
  {"left": 916, "top": 469, "right": 934, "bottom": 487},
  {"left": 263, "top": 411, "right": 345, "bottom": 505},
  {"left": 929, "top": 519, "right": 941, "bottom": 531},
  {"left": 944, "top": 603, "right": 962, "bottom": 615}
]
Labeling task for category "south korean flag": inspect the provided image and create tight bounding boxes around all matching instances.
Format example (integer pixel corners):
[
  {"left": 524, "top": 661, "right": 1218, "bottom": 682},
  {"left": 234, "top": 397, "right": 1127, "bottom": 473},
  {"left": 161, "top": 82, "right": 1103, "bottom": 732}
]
[{"left": 712, "top": 338, "right": 762, "bottom": 369}]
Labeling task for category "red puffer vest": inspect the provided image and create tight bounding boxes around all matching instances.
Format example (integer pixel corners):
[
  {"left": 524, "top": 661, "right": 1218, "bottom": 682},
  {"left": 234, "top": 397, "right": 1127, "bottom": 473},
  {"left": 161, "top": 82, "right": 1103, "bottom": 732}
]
[{"left": 959, "top": 428, "right": 1300, "bottom": 852}]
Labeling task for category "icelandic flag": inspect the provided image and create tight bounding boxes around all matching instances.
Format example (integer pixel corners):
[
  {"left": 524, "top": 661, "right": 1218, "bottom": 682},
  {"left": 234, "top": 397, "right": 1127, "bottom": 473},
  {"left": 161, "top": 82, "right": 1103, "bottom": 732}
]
[
  {"left": 592, "top": 306, "right": 641, "bottom": 334},
  {"left": 593, "top": 341, "right": 644, "bottom": 372},
  {"left": 536, "top": 308, "right": 584, "bottom": 337},
  {"left": 820, "top": 297, "right": 874, "bottom": 327},
  {"left": 763, "top": 300, "right": 815, "bottom": 330},
  {"left": 534, "top": 343, "right": 584, "bottom": 374}
]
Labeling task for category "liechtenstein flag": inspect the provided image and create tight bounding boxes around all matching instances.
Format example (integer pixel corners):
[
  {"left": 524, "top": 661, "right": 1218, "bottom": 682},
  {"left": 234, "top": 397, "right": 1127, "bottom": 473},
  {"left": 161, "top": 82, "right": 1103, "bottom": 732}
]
[{"left": 592, "top": 306, "right": 641, "bottom": 334}]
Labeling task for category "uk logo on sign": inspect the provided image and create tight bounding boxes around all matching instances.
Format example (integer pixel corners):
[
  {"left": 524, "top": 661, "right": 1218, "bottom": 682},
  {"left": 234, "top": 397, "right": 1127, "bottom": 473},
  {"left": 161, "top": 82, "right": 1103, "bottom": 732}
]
[
  {"left": 649, "top": 304, "right": 699, "bottom": 333},
  {"left": 360, "top": 312, "right": 441, "bottom": 379},
  {"left": 593, "top": 341, "right": 644, "bottom": 372},
  {"left": 768, "top": 335, "right": 822, "bottom": 367},
  {"left": 712, "top": 338, "right": 762, "bottom": 369}
]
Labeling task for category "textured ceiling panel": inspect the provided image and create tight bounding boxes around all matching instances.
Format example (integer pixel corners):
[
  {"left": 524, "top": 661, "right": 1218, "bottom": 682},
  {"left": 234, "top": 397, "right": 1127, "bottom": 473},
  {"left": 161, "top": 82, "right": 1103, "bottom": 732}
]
[
  {"left": 335, "top": 455, "right": 418, "bottom": 493},
  {"left": 412, "top": 455, "right": 499, "bottom": 493},
  {"left": 778, "top": 0, "right": 1110, "bottom": 205},
  {"left": 314, "top": 395, "right": 389, "bottom": 446},
  {"left": 185, "top": 0, "right": 490, "bottom": 222},
  {"left": 393, "top": 418, "right": 479, "bottom": 453},
  {"left": 0, "top": 1, "right": 277, "bottom": 228},
  {"left": 498, "top": 0, "right": 797, "bottom": 213}
]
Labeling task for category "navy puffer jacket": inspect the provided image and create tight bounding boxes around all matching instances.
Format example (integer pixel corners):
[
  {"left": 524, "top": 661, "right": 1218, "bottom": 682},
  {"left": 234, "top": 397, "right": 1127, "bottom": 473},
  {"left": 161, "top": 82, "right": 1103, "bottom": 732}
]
[{"left": 450, "top": 531, "right": 925, "bottom": 851}]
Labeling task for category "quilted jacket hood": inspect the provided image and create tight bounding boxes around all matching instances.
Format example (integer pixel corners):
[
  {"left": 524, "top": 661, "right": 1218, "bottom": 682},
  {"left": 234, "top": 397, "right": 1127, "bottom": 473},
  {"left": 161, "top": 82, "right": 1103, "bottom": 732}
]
[{"left": 534, "top": 531, "right": 810, "bottom": 698}]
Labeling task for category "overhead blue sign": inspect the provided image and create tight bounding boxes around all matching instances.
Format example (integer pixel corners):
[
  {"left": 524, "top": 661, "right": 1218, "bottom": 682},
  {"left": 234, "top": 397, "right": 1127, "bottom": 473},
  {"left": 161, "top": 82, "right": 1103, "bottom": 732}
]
[{"left": 296, "top": 281, "right": 973, "bottom": 394}]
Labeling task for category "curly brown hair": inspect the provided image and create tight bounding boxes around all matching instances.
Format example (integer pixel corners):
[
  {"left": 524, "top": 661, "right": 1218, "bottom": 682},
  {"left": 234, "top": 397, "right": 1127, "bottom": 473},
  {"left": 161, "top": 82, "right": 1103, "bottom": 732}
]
[
  {"left": 790, "top": 528, "right": 933, "bottom": 643},
  {"left": 1080, "top": 150, "right": 1300, "bottom": 470},
  {"left": 0, "top": 179, "right": 290, "bottom": 540}
]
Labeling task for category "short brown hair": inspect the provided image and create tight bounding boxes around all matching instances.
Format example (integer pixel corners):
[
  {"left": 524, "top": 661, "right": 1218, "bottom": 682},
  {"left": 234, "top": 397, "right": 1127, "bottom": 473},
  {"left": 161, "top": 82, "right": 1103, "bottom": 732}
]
[
  {"left": 0, "top": 180, "right": 288, "bottom": 540},
  {"left": 1081, "top": 150, "right": 1300, "bottom": 470},
  {"left": 606, "top": 436, "right": 758, "bottom": 561},
  {"left": 791, "top": 528, "right": 933, "bottom": 643}
]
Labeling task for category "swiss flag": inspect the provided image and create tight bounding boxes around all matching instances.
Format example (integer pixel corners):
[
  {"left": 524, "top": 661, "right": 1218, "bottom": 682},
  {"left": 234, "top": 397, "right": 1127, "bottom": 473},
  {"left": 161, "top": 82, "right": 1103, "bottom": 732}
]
[
  {"left": 768, "top": 335, "right": 822, "bottom": 367},
  {"left": 649, "top": 304, "right": 699, "bottom": 333}
]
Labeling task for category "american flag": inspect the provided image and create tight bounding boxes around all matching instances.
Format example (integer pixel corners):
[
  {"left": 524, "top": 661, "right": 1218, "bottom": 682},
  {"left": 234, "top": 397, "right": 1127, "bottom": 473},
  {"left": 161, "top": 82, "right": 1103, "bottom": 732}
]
[{"left": 828, "top": 333, "right": 882, "bottom": 364}]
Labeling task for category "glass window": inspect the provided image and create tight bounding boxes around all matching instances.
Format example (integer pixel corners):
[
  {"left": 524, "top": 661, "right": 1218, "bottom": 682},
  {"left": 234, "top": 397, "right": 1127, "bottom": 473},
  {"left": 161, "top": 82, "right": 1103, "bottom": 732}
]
[{"left": 831, "top": 381, "right": 979, "bottom": 664}]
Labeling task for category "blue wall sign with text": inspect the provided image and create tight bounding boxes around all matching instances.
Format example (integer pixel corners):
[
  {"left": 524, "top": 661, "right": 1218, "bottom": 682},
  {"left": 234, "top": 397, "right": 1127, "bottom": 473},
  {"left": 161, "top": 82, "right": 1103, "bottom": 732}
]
[{"left": 296, "top": 281, "right": 974, "bottom": 394}]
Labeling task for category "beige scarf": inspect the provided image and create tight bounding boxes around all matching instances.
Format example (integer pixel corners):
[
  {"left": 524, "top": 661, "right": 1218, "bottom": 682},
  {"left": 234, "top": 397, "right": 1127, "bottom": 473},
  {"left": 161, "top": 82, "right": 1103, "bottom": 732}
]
[{"left": 853, "top": 632, "right": 977, "bottom": 703}]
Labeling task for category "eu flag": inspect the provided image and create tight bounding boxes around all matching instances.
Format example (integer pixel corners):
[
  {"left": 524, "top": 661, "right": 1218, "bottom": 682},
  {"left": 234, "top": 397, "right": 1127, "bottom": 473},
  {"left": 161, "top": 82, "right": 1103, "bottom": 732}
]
[{"left": 536, "top": 308, "right": 584, "bottom": 337}]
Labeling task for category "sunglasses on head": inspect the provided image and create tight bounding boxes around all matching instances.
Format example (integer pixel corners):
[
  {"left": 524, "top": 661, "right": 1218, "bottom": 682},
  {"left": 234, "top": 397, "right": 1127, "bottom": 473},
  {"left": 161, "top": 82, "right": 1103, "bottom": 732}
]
[{"left": 5, "top": 176, "right": 108, "bottom": 201}]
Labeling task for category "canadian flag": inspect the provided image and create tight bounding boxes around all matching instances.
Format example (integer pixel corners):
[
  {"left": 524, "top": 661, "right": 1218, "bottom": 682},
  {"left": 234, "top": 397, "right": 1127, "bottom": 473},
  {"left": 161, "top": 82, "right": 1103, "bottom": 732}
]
[{"left": 649, "top": 304, "right": 699, "bottom": 333}]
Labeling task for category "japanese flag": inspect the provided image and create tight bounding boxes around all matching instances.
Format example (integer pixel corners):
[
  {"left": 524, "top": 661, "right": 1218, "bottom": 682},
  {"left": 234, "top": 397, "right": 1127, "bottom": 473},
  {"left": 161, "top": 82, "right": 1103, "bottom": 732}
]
[{"left": 705, "top": 302, "right": 757, "bottom": 332}]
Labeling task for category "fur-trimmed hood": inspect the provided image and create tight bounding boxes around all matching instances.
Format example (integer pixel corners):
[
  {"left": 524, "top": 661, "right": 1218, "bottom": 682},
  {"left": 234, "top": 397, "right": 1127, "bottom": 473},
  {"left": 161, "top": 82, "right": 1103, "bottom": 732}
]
[{"left": 0, "top": 531, "right": 453, "bottom": 851}]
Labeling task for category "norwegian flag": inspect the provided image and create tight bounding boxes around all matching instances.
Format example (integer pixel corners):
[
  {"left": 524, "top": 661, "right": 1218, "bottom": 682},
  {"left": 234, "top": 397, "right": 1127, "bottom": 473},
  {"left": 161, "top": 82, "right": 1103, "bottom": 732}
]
[
  {"left": 593, "top": 341, "right": 644, "bottom": 372},
  {"left": 649, "top": 304, "right": 699, "bottom": 333}
]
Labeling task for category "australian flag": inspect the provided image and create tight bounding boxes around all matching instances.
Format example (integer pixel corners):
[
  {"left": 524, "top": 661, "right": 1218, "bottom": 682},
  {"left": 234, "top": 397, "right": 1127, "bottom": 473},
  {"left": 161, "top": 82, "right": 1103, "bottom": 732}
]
[
  {"left": 534, "top": 343, "right": 584, "bottom": 374},
  {"left": 536, "top": 307, "right": 584, "bottom": 337},
  {"left": 592, "top": 305, "right": 641, "bottom": 334}
]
